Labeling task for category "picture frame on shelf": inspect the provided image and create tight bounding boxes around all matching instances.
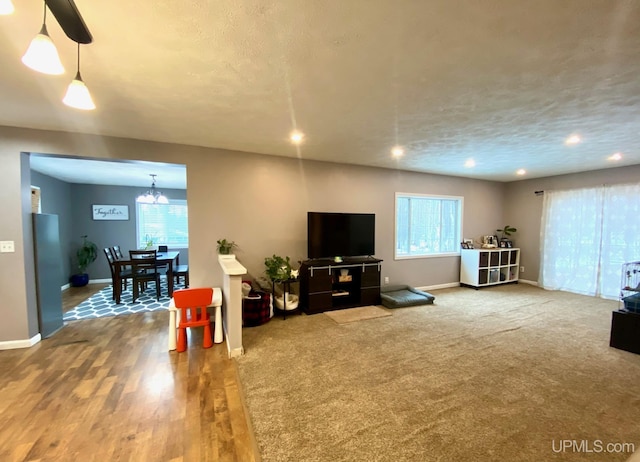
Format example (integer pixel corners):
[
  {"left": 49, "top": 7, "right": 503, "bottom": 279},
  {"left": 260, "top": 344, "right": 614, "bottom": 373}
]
[
  {"left": 461, "top": 242, "right": 469, "bottom": 249},
  {"left": 499, "top": 240, "right": 507, "bottom": 248},
  {"left": 463, "top": 238, "right": 474, "bottom": 249},
  {"left": 506, "top": 240, "right": 513, "bottom": 248}
]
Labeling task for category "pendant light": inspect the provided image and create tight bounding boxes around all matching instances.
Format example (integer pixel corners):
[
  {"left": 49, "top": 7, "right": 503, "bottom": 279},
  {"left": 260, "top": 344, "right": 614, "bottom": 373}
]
[
  {"left": 63, "top": 42, "right": 95, "bottom": 110},
  {"left": 0, "top": 0, "right": 15, "bottom": 15},
  {"left": 136, "top": 175, "right": 169, "bottom": 204},
  {"left": 21, "top": 1, "right": 65, "bottom": 75}
]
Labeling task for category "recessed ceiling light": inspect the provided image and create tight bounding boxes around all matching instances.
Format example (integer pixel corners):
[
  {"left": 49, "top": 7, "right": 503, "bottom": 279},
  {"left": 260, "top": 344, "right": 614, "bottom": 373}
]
[
  {"left": 391, "top": 146, "right": 404, "bottom": 157},
  {"left": 290, "top": 131, "right": 304, "bottom": 144},
  {"left": 464, "top": 159, "right": 475, "bottom": 168},
  {"left": 565, "top": 134, "right": 581, "bottom": 146},
  {"left": 608, "top": 152, "right": 622, "bottom": 161},
  {"left": 516, "top": 169, "right": 526, "bottom": 176}
]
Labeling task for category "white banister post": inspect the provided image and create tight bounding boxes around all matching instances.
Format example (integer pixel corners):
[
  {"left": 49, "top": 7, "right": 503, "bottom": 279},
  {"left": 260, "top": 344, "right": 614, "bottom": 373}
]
[{"left": 218, "top": 255, "right": 246, "bottom": 357}]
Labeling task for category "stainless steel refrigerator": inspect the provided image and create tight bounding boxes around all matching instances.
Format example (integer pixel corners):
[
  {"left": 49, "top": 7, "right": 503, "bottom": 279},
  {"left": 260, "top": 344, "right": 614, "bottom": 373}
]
[{"left": 32, "top": 213, "right": 64, "bottom": 338}]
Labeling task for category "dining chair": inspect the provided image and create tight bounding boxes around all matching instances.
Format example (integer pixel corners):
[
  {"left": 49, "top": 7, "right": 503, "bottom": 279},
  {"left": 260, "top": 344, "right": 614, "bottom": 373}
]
[
  {"left": 112, "top": 245, "right": 125, "bottom": 260},
  {"left": 152, "top": 246, "right": 170, "bottom": 273},
  {"left": 172, "top": 287, "right": 213, "bottom": 352},
  {"left": 111, "top": 245, "right": 132, "bottom": 272},
  {"left": 104, "top": 248, "right": 133, "bottom": 299},
  {"left": 174, "top": 264, "right": 189, "bottom": 288},
  {"left": 129, "top": 249, "right": 165, "bottom": 303}
]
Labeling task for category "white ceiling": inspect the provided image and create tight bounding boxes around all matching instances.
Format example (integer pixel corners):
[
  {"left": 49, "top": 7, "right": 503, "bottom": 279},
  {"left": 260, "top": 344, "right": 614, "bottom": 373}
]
[
  {"left": 29, "top": 155, "right": 186, "bottom": 189},
  {"left": 2, "top": 1, "right": 640, "bottom": 185}
]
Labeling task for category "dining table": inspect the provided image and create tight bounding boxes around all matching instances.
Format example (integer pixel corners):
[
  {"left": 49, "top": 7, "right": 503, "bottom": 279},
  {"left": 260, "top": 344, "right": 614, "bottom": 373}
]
[{"left": 113, "top": 251, "right": 181, "bottom": 304}]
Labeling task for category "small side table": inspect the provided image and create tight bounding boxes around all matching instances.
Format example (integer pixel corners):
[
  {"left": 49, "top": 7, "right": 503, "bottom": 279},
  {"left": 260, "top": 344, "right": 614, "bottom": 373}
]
[{"left": 272, "top": 278, "right": 300, "bottom": 320}]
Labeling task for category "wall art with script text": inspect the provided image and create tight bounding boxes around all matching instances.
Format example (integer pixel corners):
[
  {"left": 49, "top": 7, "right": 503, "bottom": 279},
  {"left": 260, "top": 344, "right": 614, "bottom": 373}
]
[{"left": 92, "top": 205, "right": 129, "bottom": 221}]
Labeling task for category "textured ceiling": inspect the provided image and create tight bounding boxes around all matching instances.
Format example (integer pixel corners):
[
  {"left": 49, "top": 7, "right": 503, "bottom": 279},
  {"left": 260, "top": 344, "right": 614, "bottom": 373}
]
[{"left": 2, "top": 0, "right": 640, "bottom": 183}]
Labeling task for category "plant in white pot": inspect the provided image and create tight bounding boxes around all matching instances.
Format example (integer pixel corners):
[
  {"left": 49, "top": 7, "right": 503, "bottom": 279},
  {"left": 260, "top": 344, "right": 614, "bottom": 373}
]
[
  {"left": 70, "top": 235, "right": 98, "bottom": 287},
  {"left": 496, "top": 225, "right": 517, "bottom": 242}
]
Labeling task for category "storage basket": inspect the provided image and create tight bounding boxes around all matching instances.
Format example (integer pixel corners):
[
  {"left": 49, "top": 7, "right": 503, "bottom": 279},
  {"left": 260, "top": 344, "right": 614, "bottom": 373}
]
[{"left": 243, "top": 291, "right": 271, "bottom": 326}]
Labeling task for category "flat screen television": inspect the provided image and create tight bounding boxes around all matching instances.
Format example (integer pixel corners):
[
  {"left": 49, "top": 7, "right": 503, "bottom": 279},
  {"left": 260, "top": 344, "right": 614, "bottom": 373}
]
[{"left": 307, "top": 212, "right": 375, "bottom": 259}]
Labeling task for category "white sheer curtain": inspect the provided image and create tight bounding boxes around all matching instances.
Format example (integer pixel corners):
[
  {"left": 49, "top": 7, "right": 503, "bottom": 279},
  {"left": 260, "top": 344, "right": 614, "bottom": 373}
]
[{"left": 540, "top": 183, "right": 640, "bottom": 299}]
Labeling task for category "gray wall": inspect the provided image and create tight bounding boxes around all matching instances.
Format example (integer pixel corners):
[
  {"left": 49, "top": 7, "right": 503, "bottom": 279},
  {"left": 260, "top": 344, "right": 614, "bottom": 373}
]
[
  {"left": 29, "top": 171, "right": 188, "bottom": 282},
  {"left": 503, "top": 164, "right": 640, "bottom": 281},
  {"left": 188, "top": 152, "right": 506, "bottom": 289},
  {"left": 69, "top": 184, "right": 187, "bottom": 280}
]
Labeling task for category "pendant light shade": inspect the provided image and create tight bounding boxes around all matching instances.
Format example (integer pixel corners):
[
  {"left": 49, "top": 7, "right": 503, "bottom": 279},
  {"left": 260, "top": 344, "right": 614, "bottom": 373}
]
[
  {"left": 63, "top": 43, "right": 95, "bottom": 110},
  {"left": 136, "top": 175, "right": 169, "bottom": 204},
  {"left": 22, "top": 3, "right": 65, "bottom": 75},
  {"left": 0, "top": 0, "right": 15, "bottom": 15},
  {"left": 63, "top": 71, "right": 95, "bottom": 110}
]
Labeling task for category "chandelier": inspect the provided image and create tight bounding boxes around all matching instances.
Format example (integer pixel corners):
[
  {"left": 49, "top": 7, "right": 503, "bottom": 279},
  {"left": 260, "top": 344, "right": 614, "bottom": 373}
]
[{"left": 136, "top": 174, "right": 168, "bottom": 204}]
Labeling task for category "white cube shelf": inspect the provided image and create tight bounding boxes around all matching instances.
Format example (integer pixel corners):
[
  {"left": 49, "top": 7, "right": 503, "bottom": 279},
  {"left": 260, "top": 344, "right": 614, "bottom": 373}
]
[{"left": 460, "top": 248, "right": 520, "bottom": 288}]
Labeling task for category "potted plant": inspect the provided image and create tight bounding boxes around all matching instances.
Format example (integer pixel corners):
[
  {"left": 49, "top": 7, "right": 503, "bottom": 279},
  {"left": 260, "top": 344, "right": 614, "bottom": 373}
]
[
  {"left": 216, "top": 238, "right": 237, "bottom": 255},
  {"left": 143, "top": 234, "right": 156, "bottom": 250},
  {"left": 496, "top": 225, "right": 517, "bottom": 241},
  {"left": 264, "top": 255, "right": 299, "bottom": 311},
  {"left": 70, "top": 235, "right": 98, "bottom": 287},
  {"left": 264, "top": 254, "right": 293, "bottom": 282}
]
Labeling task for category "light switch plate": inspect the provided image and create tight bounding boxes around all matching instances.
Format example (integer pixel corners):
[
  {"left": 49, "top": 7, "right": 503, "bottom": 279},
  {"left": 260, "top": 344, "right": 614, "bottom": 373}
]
[{"left": 0, "top": 241, "right": 15, "bottom": 253}]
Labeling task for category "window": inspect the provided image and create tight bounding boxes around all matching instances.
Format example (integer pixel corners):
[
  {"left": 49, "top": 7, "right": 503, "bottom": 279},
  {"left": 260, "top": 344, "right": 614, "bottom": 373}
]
[
  {"left": 395, "top": 193, "right": 462, "bottom": 258},
  {"left": 540, "top": 182, "right": 640, "bottom": 299},
  {"left": 136, "top": 200, "right": 188, "bottom": 249}
]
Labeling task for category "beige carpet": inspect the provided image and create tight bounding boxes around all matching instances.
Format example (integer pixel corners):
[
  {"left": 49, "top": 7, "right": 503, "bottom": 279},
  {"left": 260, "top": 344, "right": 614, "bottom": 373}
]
[
  {"left": 324, "top": 305, "right": 391, "bottom": 324},
  {"left": 236, "top": 284, "right": 640, "bottom": 462}
]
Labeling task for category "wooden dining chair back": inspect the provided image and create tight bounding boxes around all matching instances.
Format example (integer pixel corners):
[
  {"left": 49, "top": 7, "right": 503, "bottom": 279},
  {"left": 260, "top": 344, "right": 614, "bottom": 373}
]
[
  {"left": 172, "top": 287, "right": 213, "bottom": 352},
  {"left": 112, "top": 245, "right": 125, "bottom": 260},
  {"left": 104, "top": 248, "right": 132, "bottom": 299},
  {"left": 111, "top": 245, "right": 133, "bottom": 272},
  {"left": 129, "top": 249, "right": 164, "bottom": 303}
]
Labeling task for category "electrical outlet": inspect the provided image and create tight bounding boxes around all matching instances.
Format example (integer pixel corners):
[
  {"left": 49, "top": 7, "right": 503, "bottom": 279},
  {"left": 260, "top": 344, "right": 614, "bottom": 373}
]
[
  {"left": 0, "top": 241, "right": 15, "bottom": 253},
  {"left": 520, "top": 266, "right": 525, "bottom": 273},
  {"left": 384, "top": 276, "right": 389, "bottom": 284}
]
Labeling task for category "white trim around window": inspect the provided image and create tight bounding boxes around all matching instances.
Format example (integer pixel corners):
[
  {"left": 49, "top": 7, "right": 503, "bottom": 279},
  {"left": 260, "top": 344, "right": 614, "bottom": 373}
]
[
  {"left": 394, "top": 192, "right": 463, "bottom": 259},
  {"left": 136, "top": 199, "right": 189, "bottom": 249}
]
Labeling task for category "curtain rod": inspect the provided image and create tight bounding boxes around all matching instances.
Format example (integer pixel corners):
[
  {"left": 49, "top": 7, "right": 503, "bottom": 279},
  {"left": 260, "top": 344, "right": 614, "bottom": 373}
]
[{"left": 535, "top": 190, "right": 544, "bottom": 196}]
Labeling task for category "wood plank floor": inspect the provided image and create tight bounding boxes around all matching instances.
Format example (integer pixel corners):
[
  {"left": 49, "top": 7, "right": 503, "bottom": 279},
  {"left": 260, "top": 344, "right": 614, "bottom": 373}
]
[{"left": 0, "top": 289, "right": 260, "bottom": 462}]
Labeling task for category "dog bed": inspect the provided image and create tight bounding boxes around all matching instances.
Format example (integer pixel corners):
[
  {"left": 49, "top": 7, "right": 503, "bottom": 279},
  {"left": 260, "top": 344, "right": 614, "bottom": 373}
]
[{"left": 380, "top": 285, "right": 435, "bottom": 309}]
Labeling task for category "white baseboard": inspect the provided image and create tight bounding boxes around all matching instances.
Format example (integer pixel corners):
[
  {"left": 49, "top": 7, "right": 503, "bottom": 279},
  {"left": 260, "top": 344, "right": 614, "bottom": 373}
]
[
  {"left": 228, "top": 346, "right": 244, "bottom": 358},
  {"left": 416, "top": 280, "right": 538, "bottom": 292},
  {"left": 0, "top": 333, "right": 41, "bottom": 350},
  {"left": 223, "top": 322, "right": 244, "bottom": 358},
  {"left": 61, "top": 279, "right": 111, "bottom": 292},
  {"left": 416, "top": 282, "right": 461, "bottom": 292},
  {"left": 90, "top": 278, "right": 112, "bottom": 284},
  {"left": 519, "top": 279, "right": 538, "bottom": 286}
]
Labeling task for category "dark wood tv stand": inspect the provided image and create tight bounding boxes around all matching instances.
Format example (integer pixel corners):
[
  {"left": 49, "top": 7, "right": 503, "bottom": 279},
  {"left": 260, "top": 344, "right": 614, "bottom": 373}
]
[{"left": 299, "top": 257, "right": 382, "bottom": 314}]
